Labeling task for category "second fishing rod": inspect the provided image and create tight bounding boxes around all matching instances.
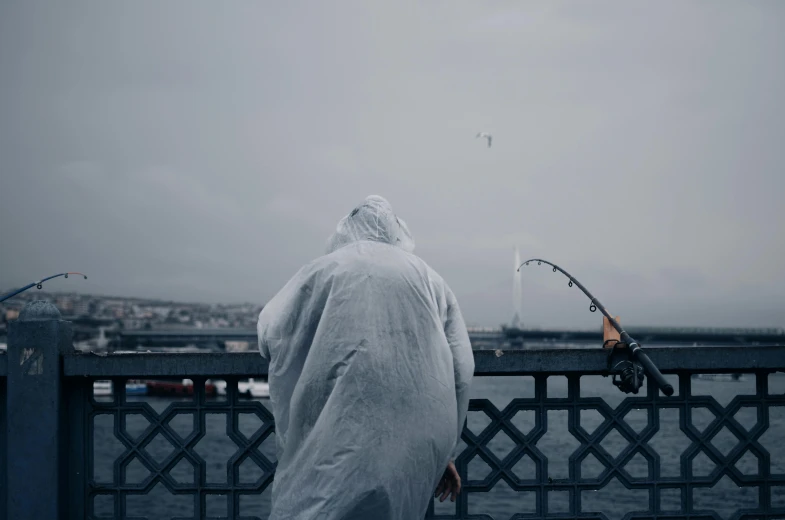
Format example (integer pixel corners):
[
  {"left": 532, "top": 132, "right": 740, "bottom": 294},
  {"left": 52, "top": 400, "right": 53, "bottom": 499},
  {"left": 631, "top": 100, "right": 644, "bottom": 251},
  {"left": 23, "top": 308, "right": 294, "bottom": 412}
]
[{"left": 518, "top": 258, "right": 674, "bottom": 397}]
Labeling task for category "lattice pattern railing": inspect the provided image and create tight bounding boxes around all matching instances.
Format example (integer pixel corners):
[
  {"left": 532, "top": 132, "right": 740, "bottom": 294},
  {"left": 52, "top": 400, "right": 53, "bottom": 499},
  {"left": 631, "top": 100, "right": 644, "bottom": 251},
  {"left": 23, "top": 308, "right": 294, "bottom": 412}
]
[
  {"left": 431, "top": 373, "right": 785, "bottom": 519},
  {"left": 0, "top": 375, "right": 7, "bottom": 517},
  {"left": 78, "top": 371, "right": 785, "bottom": 520},
  {"left": 83, "top": 378, "right": 276, "bottom": 520}
]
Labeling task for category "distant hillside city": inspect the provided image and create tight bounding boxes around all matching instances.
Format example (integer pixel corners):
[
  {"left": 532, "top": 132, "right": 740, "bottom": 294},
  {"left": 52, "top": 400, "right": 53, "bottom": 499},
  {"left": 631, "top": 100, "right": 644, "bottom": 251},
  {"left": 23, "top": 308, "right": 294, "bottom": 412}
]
[
  {"left": 2, "top": 289, "right": 782, "bottom": 354},
  {"left": 0, "top": 290, "right": 263, "bottom": 331}
]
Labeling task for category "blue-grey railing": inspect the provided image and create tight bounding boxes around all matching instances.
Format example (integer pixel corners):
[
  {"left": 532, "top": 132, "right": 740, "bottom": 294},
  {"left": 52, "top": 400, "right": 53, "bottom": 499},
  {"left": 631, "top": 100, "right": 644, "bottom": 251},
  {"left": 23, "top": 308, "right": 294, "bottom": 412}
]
[
  {"left": 0, "top": 349, "right": 6, "bottom": 519},
  {"left": 1, "top": 301, "right": 784, "bottom": 519},
  {"left": 113, "top": 327, "right": 785, "bottom": 350}
]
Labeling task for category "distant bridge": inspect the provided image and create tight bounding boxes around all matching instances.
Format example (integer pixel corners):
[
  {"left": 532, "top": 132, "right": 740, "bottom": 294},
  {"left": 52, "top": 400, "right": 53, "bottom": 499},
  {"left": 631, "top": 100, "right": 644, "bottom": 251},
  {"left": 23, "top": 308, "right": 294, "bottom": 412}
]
[
  {"left": 112, "top": 326, "right": 785, "bottom": 350},
  {"left": 3, "top": 323, "right": 781, "bottom": 349}
]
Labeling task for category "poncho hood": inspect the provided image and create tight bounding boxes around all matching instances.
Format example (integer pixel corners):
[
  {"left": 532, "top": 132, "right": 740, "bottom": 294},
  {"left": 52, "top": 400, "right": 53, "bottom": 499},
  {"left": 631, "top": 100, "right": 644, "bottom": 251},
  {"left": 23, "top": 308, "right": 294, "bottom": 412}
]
[{"left": 325, "top": 195, "right": 415, "bottom": 254}]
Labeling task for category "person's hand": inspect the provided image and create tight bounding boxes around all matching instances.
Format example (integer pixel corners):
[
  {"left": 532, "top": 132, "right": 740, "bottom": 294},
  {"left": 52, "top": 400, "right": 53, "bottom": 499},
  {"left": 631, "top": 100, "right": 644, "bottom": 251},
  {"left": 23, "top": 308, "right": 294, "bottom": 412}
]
[{"left": 435, "top": 460, "right": 461, "bottom": 502}]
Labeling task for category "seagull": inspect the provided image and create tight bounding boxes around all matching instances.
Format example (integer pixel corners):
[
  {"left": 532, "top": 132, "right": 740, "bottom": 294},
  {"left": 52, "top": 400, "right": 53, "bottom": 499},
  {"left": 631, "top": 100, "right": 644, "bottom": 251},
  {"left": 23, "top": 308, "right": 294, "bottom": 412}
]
[{"left": 476, "top": 132, "right": 492, "bottom": 148}]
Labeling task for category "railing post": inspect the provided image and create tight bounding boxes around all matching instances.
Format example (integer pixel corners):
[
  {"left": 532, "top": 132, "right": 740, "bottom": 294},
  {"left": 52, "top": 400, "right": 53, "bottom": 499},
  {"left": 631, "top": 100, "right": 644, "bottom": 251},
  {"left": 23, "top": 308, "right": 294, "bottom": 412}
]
[
  {"left": 6, "top": 301, "right": 73, "bottom": 520},
  {"left": 0, "top": 359, "right": 7, "bottom": 520}
]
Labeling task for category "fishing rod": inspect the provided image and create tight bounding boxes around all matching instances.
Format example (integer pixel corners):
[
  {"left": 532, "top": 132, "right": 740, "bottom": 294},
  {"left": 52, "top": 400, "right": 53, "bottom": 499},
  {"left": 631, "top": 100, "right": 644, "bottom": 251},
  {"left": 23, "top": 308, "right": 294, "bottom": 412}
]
[
  {"left": 0, "top": 272, "right": 88, "bottom": 303},
  {"left": 517, "top": 258, "right": 674, "bottom": 396}
]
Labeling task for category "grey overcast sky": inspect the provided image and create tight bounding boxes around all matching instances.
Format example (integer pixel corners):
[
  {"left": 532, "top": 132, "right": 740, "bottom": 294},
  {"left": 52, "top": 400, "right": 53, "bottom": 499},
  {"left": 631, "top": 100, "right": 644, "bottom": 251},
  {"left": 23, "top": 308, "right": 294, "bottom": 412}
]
[{"left": 1, "top": 1, "right": 783, "bottom": 329}]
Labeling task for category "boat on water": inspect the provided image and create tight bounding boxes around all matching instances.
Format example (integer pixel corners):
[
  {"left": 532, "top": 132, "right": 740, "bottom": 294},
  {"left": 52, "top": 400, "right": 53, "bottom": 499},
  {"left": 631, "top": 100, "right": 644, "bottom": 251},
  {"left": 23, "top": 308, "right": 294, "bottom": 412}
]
[
  {"left": 93, "top": 381, "right": 147, "bottom": 396},
  {"left": 213, "top": 378, "right": 270, "bottom": 398},
  {"left": 92, "top": 379, "right": 217, "bottom": 397},
  {"left": 93, "top": 380, "right": 151, "bottom": 396},
  {"left": 146, "top": 378, "right": 217, "bottom": 397},
  {"left": 93, "top": 380, "right": 113, "bottom": 396},
  {"left": 126, "top": 381, "right": 148, "bottom": 395},
  {"left": 693, "top": 373, "right": 747, "bottom": 382}
]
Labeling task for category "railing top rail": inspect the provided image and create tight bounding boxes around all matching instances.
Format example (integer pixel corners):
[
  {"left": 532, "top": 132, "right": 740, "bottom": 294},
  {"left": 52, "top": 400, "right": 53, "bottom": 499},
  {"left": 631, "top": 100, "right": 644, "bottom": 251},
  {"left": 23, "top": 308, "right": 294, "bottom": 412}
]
[
  {"left": 116, "top": 327, "right": 785, "bottom": 337},
  {"left": 62, "top": 345, "right": 785, "bottom": 378}
]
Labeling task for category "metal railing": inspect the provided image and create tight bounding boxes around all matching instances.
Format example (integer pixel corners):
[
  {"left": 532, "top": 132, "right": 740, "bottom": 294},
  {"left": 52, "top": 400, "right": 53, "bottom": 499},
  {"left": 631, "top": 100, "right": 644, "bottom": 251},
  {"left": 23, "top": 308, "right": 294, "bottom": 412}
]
[
  {"left": 1, "top": 301, "right": 784, "bottom": 519},
  {"left": 113, "top": 327, "right": 785, "bottom": 350}
]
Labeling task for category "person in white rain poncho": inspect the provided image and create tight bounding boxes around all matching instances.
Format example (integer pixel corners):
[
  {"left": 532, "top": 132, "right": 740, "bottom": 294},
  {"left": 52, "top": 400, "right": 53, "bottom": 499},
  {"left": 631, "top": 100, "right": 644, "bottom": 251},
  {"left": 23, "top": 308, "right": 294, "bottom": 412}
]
[{"left": 257, "top": 195, "right": 475, "bottom": 520}]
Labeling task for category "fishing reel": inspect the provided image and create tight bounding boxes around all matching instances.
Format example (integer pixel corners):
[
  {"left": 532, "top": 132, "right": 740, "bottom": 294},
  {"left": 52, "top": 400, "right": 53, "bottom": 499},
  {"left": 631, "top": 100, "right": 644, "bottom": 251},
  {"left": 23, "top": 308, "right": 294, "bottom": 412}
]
[{"left": 605, "top": 340, "right": 645, "bottom": 394}]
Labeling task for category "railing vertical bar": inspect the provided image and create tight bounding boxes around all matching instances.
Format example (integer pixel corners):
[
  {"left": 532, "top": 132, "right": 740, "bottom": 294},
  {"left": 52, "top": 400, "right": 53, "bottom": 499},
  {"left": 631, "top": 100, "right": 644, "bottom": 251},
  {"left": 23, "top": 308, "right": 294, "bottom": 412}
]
[
  {"left": 68, "top": 379, "right": 88, "bottom": 520},
  {"left": 196, "top": 380, "right": 208, "bottom": 520},
  {"left": 681, "top": 373, "right": 693, "bottom": 514},
  {"left": 759, "top": 371, "right": 772, "bottom": 513},
  {"left": 113, "top": 378, "right": 126, "bottom": 520},
  {"left": 535, "top": 374, "right": 548, "bottom": 517},
  {"left": 565, "top": 373, "right": 581, "bottom": 518},
  {"left": 0, "top": 375, "right": 7, "bottom": 520},
  {"left": 193, "top": 377, "right": 206, "bottom": 520},
  {"left": 87, "top": 386, "right": 97, "bottom": 520},
  {"left": 227, "top": 377, "right": 237, "bottom": 520}
]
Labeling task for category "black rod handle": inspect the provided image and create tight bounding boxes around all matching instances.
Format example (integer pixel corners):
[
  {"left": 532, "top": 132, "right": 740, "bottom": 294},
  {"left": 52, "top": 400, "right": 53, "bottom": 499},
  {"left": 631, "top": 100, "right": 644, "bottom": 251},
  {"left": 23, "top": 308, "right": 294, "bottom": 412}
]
[{"left": 631, "top": 348, "right": 674, "bottom": 396}]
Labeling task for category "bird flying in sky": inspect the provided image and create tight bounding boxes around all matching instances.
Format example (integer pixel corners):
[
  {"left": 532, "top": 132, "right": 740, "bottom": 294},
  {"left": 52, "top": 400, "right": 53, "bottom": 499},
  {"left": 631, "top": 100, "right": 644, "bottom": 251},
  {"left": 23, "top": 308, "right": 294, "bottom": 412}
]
[{"left": 476, "top": 132, "right": 492, "bottom": 148}]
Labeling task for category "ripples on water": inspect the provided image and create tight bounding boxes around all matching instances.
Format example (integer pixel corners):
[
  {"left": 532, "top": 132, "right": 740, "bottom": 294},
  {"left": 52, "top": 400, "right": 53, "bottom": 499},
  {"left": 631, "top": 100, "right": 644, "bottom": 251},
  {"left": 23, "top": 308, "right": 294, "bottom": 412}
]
[{"left": 93, "top": 373, "right": 785, "bottom": 519}]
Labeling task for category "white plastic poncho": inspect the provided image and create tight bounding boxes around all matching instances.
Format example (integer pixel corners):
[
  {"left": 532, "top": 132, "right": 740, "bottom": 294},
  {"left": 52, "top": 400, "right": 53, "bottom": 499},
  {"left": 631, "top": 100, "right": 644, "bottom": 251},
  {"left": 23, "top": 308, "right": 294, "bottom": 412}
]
[{"left": 257, "top": 195, "right": 475, "bottom": 520}]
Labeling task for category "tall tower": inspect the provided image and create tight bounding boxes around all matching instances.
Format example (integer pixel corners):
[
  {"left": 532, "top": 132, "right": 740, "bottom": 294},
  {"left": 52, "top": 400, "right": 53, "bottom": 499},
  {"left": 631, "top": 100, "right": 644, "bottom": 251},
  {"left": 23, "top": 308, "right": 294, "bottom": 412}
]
[{"left": 512, "top": 247, "right": 523, "bottom": 328}]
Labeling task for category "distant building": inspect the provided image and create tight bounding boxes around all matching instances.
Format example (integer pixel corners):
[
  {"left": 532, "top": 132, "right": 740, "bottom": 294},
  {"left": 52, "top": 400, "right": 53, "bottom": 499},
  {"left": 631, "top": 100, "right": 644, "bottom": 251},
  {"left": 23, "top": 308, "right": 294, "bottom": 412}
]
[
  {"left": 55, "top": 296, "right": 74, "bottom": 313},
  {"left": 73, "top": 300, "right": 93, "bottom": 316},
  {"left": 151, "top": 307, "right": 171, "bottom": 319}
]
